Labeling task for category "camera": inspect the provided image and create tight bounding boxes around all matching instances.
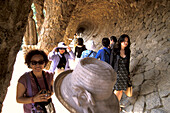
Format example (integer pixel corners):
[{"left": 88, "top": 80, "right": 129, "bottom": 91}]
[{"left": 41, "top": 90, "right": 50, "bottom": 97}]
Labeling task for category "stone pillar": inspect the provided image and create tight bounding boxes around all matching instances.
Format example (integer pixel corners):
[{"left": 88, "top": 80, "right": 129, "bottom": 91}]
[
  {"left": 22, "top": 9, "right": 38, "bottom": 58},
  {"left": 0, "top": 0, "right": 33, "bottom": 112},
  {"left": 33, "top": 0, "right": 45, "bottom": 35},
  {"left": 23, "top": 9, "right": 38, "bottom": 45}
]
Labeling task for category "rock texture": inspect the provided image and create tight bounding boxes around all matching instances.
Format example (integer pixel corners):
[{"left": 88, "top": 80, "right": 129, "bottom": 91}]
[
  {"left": 23, "top": 9, "right": 38, "bottom": 45},
  {"left": 38, "top": 0, "right": 170, "bottom": 112},
  {"left": 0, "top": 0, "right": 33, "bottom": 112},
  {"left": 33, "top": 0, "right": 45, "bottom": 34},
  {"left": 38, "top": 0, "right": 77, "bottom": 53},
  {"left": 0, "top": 0, "right": 169, "bottom": 113}
]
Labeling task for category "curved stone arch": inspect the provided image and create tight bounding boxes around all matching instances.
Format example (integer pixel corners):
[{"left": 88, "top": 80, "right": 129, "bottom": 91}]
[{"left": 0, "top": 0, "right": 169, "bottom": 112}]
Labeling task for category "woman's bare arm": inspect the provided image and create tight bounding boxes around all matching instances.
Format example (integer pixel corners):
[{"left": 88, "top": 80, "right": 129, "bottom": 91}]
[
  {"left": 16, "top": 82, "right": 49, "bottom": 104},
  {"left": 16, "top": 82, "right": 32, "bottom": 104}
]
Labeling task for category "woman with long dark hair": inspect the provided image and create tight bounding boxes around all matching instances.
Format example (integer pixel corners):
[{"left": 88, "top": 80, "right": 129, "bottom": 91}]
[{"left": 112, "top": 34, "right": 131, "bottom": 102}]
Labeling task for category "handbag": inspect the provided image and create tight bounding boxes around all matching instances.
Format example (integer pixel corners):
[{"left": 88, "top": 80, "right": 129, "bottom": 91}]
[
  {"left": 31, "top": 100, "right": 55, "bottom": 113},
  {"left": 32, "top": 98, "right": 55, "bottom": 113},
  {"left": 125, "top": 77, "right": 133, "bottom": 97},
  {"left": 27, "top": 71, "right": 55, "bottom": 113}
]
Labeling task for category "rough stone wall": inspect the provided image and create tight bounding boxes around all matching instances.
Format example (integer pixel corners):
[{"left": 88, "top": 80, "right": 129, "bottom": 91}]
[
  {"left": 38, "top": 0, "right": 78, "bottom": 53},
  {"left": 113, "top": 0, "right": 169, "bottom": 112},
  {"left": 36, "top": 0, "right": 170, "bottom": 112},
  {"left": 0, "top": 0, "right": 33, "bottom": 112},
  {"left": 64, "top": 0, "right": 120, "bottom": 48},
  {"left": 33, "top": 0, "right": 45, "bottom": 35},
  {"left": 0, "top": 0, "right": 169, "bottom": 113},
  {"left": 23, "top": 9, "right": 38, "bottom": 45}
]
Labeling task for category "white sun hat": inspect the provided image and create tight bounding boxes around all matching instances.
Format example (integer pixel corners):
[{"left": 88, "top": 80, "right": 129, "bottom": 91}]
[
  {"left": 85, "top": 40, "right": 96, "bottom": 50},
  {"left": 56, "top": 42, "right": 67, "bottom": 49}
]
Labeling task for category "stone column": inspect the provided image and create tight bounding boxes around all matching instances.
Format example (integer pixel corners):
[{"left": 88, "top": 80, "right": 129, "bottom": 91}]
[
  {"left": 34, "top": 0, "right": 45, "bottom": 35},
  {"left": 23, "top": 9, "right": 38, "bottom": 45},
  {"left": 37, "top": 0, "right": 77, "bottom": 53}
]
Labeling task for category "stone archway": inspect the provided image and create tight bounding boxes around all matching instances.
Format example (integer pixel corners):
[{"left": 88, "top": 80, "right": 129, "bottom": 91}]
[
  {"left": 0, "top": 0, "right": 169, "bottom": 112},
  {"left": 38, "top": 0, "right": 170, "bottom": 112}
]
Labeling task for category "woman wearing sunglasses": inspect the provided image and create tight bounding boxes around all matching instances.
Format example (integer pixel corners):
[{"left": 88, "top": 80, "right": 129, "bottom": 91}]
[
  {"left": 16, "top": 49, "right": 55, "bottom": 113},
  {"left": 48, "top": 42, "right": 75, "bottom": 75}
]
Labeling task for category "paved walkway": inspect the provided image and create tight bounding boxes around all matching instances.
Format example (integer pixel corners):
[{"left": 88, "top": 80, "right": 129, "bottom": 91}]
[{"left": 2, "top": 51, "right": 72, "bottom": 113}]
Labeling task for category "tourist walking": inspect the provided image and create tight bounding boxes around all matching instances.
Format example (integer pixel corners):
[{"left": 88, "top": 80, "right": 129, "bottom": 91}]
[
  {"left": 95, "top": 37, "right": 111, "bottom": 64},
  {"left": 109, "top": 35, "right": 117, "bottom": 68},
  {"left": 16, "top": 49, "right": 55, "bottom": 113},
  {"left": 112, "top": 34, "right": 131, "bottom": 102},
  {"left": 81, "top": 40, "right": 97, "bottom": 58},
  {"left": 74, "top": 38, "right": 86, "bottom": 58},
  {"left": 48, "top": 42, "right": 75, "bottom": 74}
]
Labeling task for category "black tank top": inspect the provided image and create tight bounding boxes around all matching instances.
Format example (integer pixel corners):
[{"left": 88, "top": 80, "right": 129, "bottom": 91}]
[{"left": 57, "top": 54, "right": 66, "bottom": 69}]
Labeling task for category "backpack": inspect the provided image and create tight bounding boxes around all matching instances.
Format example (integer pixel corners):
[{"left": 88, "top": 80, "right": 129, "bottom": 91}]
[
  {"left": 103, "top": 49, "right": 110, "bottom": 63},
  {"left": 87, "top": 51, "right": 94, "bottom": 57}
]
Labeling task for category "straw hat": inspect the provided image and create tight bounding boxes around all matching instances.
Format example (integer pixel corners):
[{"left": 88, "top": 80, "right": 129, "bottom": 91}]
[
  {"left": 85, "top": 40, "right": 96, "bottom": 50},
  {"left": 56, "top": 42, "right": 67, "bottom": 49},
  {"left": 54, "top": 57, "right": 120, "bottom": 113}
]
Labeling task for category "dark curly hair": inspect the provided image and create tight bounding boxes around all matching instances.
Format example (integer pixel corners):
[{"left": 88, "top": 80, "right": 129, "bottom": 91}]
[
  {"left": 25, "top": 49, "right": 49, "bottom": 68},
  {"left": 102, "top": 38, "right": 110, "bottom": 47}
]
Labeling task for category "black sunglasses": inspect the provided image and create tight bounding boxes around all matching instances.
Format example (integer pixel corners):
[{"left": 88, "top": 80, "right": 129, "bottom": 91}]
[{"left": 30, "top": 60, "right": 45, "bottom": 65}]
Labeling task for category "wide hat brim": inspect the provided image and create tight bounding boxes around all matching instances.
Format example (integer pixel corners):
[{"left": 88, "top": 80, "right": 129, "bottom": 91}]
[
  {"left": 54, "top": 70, "right": 77, "bottom": 112},
  {"left": 56, "top": 42, "right": 68, "bottom": 49},
  {"left": 56, "top": 46, "right": 67, "bottom": 49},
  {"left": 54, "top": 69, "right": 120, "bottom": 113}
]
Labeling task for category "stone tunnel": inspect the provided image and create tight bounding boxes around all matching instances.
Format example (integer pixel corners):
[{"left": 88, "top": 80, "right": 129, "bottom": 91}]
[{"left": 0, "top": 0, "right": 169, "bottom": 112}]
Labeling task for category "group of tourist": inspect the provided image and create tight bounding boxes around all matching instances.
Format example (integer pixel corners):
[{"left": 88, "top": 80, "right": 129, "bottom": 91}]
[
  {"left": 75, "top": 34, "right": 131, "bottom": 104},
  {"left": 16, "top": 34, "right": 131, "bottom": 113},
  {"left": 72, "top": 34, "right": 131, "bottom": 104}
]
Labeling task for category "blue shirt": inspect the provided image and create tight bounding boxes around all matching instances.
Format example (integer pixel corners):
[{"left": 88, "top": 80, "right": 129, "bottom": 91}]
[
  {"left": 95, "top": 47, "right": 111, "bottom": 64},
  {"left": 81, "top": 50, "right": 97, "bottom": 58}
]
